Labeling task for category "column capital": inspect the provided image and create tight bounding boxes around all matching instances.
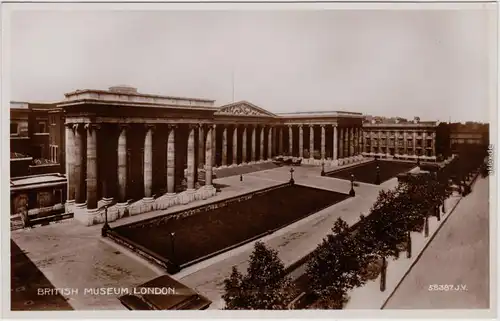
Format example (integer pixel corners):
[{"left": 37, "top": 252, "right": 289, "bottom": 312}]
[
  {"left": 84, "top": 123, "right": 100, "bottom": 131},
  {"left": 144, "top": 123, "right": 156, "bottom": 131},
  {"left": 72, "top": 123, "right": 84, "bottom": 131},
  {"left": 320, "top": 124, "right": 325, "bottom": 128},
  {"left": 167, "top": 124, "right": 178, "bottom": 130},
  {"left": 332, "top": 124, "right": 338, "bottom": 128},
  {"left": 64, "top": 122, "right": 74, "bottom": 129},
  {"left": 188, "top": 124, "right": 198, "bottom": 130},
  {"left": 118, "top": 123, "right": 130, "bottom": 130},
  {"left": 309, "top": 124, "right": 314, "bottom": 128}
]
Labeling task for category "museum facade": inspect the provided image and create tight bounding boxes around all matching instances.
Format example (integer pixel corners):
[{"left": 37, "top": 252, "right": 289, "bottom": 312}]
[{"left": 11, "top": 85, "right": 439, "bottom": 226}]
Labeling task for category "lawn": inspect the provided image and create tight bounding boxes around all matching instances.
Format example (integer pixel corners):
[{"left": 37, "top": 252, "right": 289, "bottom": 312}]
[
  {"left": 326, "top": 160, "right": 416, "bottom": 185},
  {"left": 114, "top": 184, "right": 349, "bottom": 266}
]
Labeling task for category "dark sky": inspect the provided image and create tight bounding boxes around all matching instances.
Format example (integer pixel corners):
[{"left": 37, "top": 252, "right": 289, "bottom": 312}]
[{"left": 9, "top": 7, "right": 495, "bottom": 122}]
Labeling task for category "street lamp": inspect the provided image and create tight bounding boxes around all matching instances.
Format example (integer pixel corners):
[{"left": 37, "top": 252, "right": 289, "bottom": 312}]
[
  {"left": 349, "top": 174, "right": 356, "bottom": 196},
  {"left": 101, "top": 205, "right": 110, "bottom": 237},
  {"left": 375, "top": 165, "right": 381, "bottom": 185},
  {"left": 321, "top": 161, "right": 325, "bottom": 176},
  {"left": 289, "top": 167, "right": 295, "bottom": 185},
  {"left": 170, "top": 232, "right": 176, "bottom": 263}
]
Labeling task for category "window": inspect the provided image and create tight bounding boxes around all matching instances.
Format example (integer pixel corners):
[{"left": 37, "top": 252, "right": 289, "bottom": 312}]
[
  {"left": 38, "top": 122, "right": 46, "bottom": 133},
  {"left": 10, "top": 123, "right": 18, "bottom": 135},
  {"left": 50, "top": 145, "right": 59, "bottom": 163}
]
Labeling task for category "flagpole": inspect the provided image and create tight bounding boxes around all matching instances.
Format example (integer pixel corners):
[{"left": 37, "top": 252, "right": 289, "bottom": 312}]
[{"left": 232, "top": 70, "right": 235, "bottom": 103}]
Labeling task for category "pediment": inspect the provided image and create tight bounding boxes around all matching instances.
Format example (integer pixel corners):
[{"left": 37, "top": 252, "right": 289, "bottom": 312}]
[{"left": 215, "top": 101, "right": 276, "bottom": 118}]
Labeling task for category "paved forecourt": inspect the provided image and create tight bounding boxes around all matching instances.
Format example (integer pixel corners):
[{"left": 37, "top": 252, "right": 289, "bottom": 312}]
[{"left": 11, "top": 161, "right": 399, "bottom": 310}]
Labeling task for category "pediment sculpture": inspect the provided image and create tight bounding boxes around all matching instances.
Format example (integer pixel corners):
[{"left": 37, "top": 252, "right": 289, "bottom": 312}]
[{"left": 216, "top": 103, "right": 273, "bottom": 117}]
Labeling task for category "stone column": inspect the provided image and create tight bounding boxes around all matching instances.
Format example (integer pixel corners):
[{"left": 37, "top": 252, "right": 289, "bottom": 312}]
[
  {"left": 355, "top": 128, "right": 359, "bottom": 155},
  {"left": 339, "top": 127, "right": 344, "bottom": 159},
  {"left": 278, "top": 127, "right": 283, "bottom": 155},
  {"left": 267, "top": 126, "right": 273, "bottom": 159},
  {"left": 363, "top": 130, "right": 368, "bottom": 154},
  {"left": 232, "top": 126, "right": 238, "bottom": 165},
  {"left": 85, "top": 123, "right": 99, "bottom": 210},
  {"left": 166, "top": 125, "right": 176, "bottom": 194},
  {"left": 205, "top": 127, "right": 213, "bottom": 186},
  {"left": 413, "top": 131, "right": 417, "bottom": 155},
  {"left": 251, "top": 125, "right": 256, "bottom": 162},
  {"left": 65, "top": 123, "right": 75, "bottom": 202},
  {"left": 288, "top": 125, "right": 293, "bottom": 156},
  {"left": 359, "top": 128, "right": 364, "bottom": 154},
  {"left": 212, "top": 124, "right": 216, "bottom": 166},
  {"left": 431, "top": 132, "right": 436, "bottom": 156},
  {"left": 198, "top": 125, "right": 205, "bottom": 169},
  {"left": 403, "top": 131, "right": 408, "bottom": 154},
  {"left": 422, "top": 131, "right": 427, "bottom": 154},
  {"left": 378, "top": 131, "right": 382, "bottom": 154},
  {"left": 222, "top": 126, "right": 228, "bottom": 166},
  {"left": 73, "top": 124, "right": 84, "bottom": 204},
  {"left": 242, "top": 126, "right": 247, "bottom": 163},
  {"left": 333, "top": 125, "right": 338, "bottom": 160},
  {"left": 394, "top": 130, "right": 399, "bottom": 155},
  {"left": 187, "top": 125, "right": 196, "bottom": 190},
  {"left": 349, "top": 127, "right": 354, "bottom": 157},
  {"left": 117, "top": 124, "right": 128, "bottom": 203},
  {"left": 260, "top": 126, "right": 265, "bottom": 161},
  {"left": 298, "top": 125, "right": 304, "bottom": 158},
  {"left": 309, "top": 125, "right": 314, "bottom": 159},
  {"left": 143, "top": 125, "right": 154, "bottom": 200},
  {"left": 320, "top": 125, "right": 326, "bottom": 160},
  {"left": 344, "top": 128, "right": 349, "bottom": 157}
]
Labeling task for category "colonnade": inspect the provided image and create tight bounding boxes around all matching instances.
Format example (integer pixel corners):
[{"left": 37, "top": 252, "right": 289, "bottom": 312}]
[
  {"left": 272, "top": 124, "right": 363, "bottom": 162},
  {"left": 65, "top": 122, "right": 215, "bottom": 213}
]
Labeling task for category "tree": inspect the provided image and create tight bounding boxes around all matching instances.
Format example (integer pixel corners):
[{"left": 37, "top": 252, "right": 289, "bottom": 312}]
[
  {"left": 222, "top": 241, "right": 295, "bottom": 310},
  {"left": 356, "top": 189, "right": 407, "bottom": 292},
  {"left": 306, "top": 218, "right": 366, "bottom": 309}
]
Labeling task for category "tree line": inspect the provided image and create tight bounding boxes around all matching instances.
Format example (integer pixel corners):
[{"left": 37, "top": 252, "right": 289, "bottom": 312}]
[{"left": 222, "top": 152, "right": 486, "bottom": 310}]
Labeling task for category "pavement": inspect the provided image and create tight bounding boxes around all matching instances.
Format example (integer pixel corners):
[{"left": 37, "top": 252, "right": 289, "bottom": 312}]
[
  {"left": 10, "top": 240, "right": 73, "bottom": 311},
  {"left": 9, "top": 159, "right": 421, "bottom": 310},
  {"left": 383, "top": 176, "right": 490, "bottom": 309}
]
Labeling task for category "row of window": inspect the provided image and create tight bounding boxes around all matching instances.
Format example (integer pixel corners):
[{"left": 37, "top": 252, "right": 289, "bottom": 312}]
[{"left": 10, "top": 122, "right": 47, "bottom": 134}]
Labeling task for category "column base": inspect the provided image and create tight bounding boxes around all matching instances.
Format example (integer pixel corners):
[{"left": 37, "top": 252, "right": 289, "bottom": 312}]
[
  {"left": 65, "top": 199, "right": 75, "bottom": 214},
  {"left": 98, "top": 197, "right": 114, "bottom": 208},
  {"left": 180, "top": 189, "right": 196, "bottom": 204},
  {"left": 73, "top": 206, "right": 102, "bottom": 226},
  {"left": 200, "top": 184, "right": 217, "bottom": 199}
]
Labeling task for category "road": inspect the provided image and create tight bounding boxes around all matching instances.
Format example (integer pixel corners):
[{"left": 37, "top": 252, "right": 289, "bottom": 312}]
[{"left": 384, "top": 176, "right": 490, "bottom": 309}]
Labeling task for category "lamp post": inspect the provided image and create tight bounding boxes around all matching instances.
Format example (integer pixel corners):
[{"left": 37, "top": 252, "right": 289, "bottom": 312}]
[
  {"left": 321, "top": 162, "right": 325, "bottom": 176},
  {"left": 375, "top": 165, "right": 381, "bottom": 185},
  {"left": 101, "top": 205, "right": 110, "bottom": 237},
  {"left": 349, "top": 174, "right": 355, "bottom": 196},
  {"left": 170, "top": 232, "right": 176, "bottom": 262},
  {"left": 289, "top": 167, "right": 295, "bottom": 185}
]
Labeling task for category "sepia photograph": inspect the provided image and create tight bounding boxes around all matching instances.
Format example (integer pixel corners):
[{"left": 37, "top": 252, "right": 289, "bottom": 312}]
[{"left": 2, "top": 2, "right": 497, "bottom": 318}]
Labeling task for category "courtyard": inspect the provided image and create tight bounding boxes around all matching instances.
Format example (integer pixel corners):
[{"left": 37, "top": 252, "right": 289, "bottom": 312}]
[
  {"left": 113, "top": 184, "right": 349, "bottom": 267},
  {"left": 325, "top": 160, "right": 417, "bottom": 185}
]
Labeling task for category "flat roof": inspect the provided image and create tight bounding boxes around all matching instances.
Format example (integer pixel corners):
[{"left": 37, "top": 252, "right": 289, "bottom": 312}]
[
  {"left": 64, "top": 89, "right": 215, "bottom": 103},
  {"left": 11, "top": 174, "right": 66, "bottom": 187}
]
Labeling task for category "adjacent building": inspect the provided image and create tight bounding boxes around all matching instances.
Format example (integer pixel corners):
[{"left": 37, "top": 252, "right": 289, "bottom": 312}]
[{"left": 362, "top": 116, "right": 438, "bottom": 160}]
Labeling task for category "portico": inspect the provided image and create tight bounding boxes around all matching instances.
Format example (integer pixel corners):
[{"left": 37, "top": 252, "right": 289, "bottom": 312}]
[{"left": 60, "top": 86, "right": 365, "bottom": 226}]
